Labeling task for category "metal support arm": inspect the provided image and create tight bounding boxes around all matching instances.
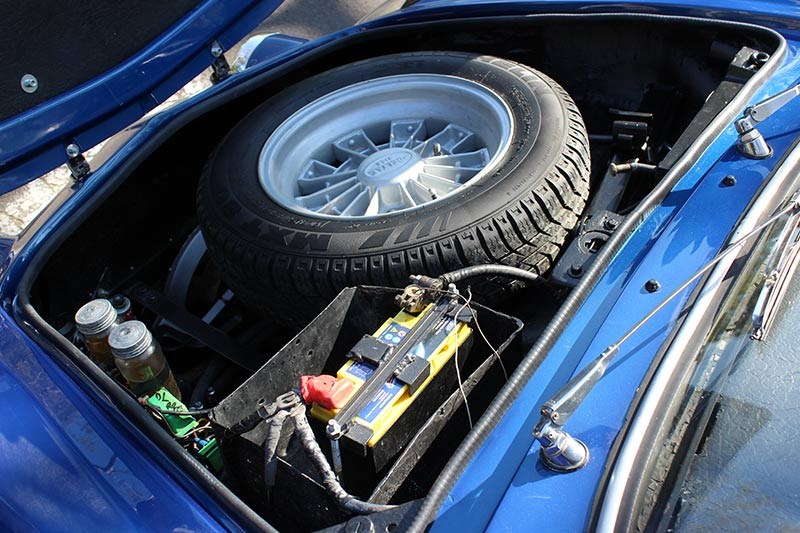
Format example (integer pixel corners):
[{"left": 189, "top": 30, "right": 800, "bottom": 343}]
[{"left": 735, "top": 83, "right": 800, "bottom": 159}]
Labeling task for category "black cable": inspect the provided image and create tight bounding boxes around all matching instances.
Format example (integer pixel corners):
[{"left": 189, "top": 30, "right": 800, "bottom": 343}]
[
  {"left": 143, "top": 402, "right": 211, "bottom": 417},
  {"left": 290, "top": 403, "right": 396, "bottom": 514},
  {"left": 439, "top": 264, "right": 541, "bottom": 286},
  {"left": 189, "top": 355, "right": 228, "bottom": 408}
]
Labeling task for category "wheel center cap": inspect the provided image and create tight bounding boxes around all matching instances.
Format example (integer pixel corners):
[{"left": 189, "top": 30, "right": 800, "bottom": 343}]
[{"left": 358, "top": 148, "right": 422, "bottom": 187}]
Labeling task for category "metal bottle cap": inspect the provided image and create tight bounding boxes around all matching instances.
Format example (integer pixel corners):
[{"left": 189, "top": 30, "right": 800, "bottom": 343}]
[
  {"left": 108, "top": 320, "right": 152, "bottom": 359},
  {"left": 75, "top": 299, "right": 117, "bottom": 336}
]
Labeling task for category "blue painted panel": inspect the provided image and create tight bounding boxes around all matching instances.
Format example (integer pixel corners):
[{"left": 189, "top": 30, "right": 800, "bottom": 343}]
[
  {"left": 0, "top": 0, "right": 284, "bottom": 195},
  {"left": 0, "top": 308, "right": 230, "bottom": 531},
  {"left": 435, "top": 38, "right": 800, "bottom": 533}
]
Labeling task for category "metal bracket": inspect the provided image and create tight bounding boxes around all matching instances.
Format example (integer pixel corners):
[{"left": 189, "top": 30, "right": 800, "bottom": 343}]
[
  {"left": 551, "top": 210, "right": 625, "bottom": 286},
  {"left": 735, "top": 83, "right": 800, "bottom": 159},
  {"left": 751, "top": 206, "right": 800, "bottom": 340},
  {"left": 65, "top": 143, "right": 90, "bottom": 181},
  {"left": 209, "top": 40, "right": 231, "bottom": 83}
]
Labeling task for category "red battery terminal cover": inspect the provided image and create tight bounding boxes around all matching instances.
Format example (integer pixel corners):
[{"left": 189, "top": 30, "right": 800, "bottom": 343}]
[{"left": 300, "top": 375, "right": 355, "bottom": 410}]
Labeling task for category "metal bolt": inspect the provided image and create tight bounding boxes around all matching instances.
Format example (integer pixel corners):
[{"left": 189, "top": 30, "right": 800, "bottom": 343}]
[
  {"left": 568, "top": 264, "right": 583, "bottom": 278},
  {"left": 604, "top": 218, "right": 619, "bottom": 231},
  {"left": 65, "top": 144, "right": 81, "bottom": 158},
  {"left": 210, "top": 42, "right": 223, "bottom": 58},
  {"left": 344, "top": 517, "right": 374, "bottom": 533},
  {"left": 722, "top": 175, "right": 737, "bottom": 187},
  {"left": 609, "top": 162, "right": 629, "bottom": 175},
  {"left": 21, "top": 74, "right": 39, "bottom": 93},
  {"left": 752, "top": 51, "right": 770, "bottom": 68},
  {"left": 644, "top": 279, "right": 661, "bottom": 293}
]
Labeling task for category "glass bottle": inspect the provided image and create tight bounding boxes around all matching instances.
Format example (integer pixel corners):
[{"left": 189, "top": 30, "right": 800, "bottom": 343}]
[
  {"left": 74, "top": 298, "right": 119, "bottom": 369},
  {"left": 108, "top": 320, "right": 181, "bottom": 399}
]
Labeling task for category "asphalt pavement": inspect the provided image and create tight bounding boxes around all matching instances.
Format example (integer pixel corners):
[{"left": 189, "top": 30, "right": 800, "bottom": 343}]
[{"left": 0, "top": 0, "right": 379, "bottom": 235}]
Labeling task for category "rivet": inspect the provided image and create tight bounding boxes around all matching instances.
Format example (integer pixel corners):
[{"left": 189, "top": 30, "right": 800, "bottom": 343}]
[
  {"left": 65, "top": 144, "right": 81, "bottom": 158},
  {"left": 645, "top": 279, "right": 661, "bottom": 293},
  {"left": 20, "top": 74, "right": 38, "bottom": 93}
]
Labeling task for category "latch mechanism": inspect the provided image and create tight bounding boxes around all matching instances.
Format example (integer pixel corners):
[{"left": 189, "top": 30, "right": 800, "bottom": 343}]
[
  {"left": 210, "top": 41, "right": 231, "bottom": 83},
  {"left": 735, "top": 83, "right": 800, "bottom": 159},
  {"left": 65, "top": 143, "right": 90, "bottom": 181}
]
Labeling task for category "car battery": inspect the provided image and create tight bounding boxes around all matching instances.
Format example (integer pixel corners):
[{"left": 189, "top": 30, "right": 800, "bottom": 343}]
[
  {"left": 210, "top": 286, "right": 522, "bottom": 531},
  {"left": 309, "top": 301, "right": 473, "bottom": 468}
]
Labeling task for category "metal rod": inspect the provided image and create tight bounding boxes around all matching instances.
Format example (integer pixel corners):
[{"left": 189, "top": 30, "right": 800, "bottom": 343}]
[{"left": 616, "top": 197, "right": 799, "bottom": 349}]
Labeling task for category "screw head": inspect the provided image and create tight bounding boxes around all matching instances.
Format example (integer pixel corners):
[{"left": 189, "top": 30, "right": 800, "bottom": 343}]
[
  {"left": 20, "top": 74, "right": 38, "bottom": 93},
  {"left": 65, "top": 144, "right": 81, "bottom": 158},
  {"left": 604, "top": 218, "right": 619, "bottom": 230},
  {"left": 568, "top": 264, "right": 583, "bottom": 278},
  {"left": 752, "top": 51, "right": 770, "bottom": 67},
  {"left": 722, "top": 175, "right": 737, "bottom": 187},
  {"left": 210, "top": 43, "right": 223, "bottom": 57},
  {"left": 344, "top": 517, "right": 374, "bottom": 533},
  {"left": 645, "top": 279, "right": 661, "bottom": 293}
]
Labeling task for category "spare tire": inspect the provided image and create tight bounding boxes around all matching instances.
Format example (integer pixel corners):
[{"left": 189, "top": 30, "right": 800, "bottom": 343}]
[{"left": 197, "top": 52, "right": 590, "bottom": 323}]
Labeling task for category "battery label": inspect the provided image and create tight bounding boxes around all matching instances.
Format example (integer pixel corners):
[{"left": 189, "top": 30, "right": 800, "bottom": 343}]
[{"left": 351, "top": 315, "right": 458, "bottom": 424}]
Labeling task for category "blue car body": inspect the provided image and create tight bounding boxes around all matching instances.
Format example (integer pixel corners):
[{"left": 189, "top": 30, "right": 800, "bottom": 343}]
[{"left": 1, "top": 0, "right": 799, "bottom": 531}]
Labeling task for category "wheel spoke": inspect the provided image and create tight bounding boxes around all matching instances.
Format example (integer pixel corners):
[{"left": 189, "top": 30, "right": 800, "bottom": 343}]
[
  {"left": 341, "top": 189, "right": 371, "bottom": 216},
  {"left": 390, "top": 119, "right": 427, "bottom": 149},
  {"left": 297, "top": 169, "right": 358, "bottom": 195},
  {"left": 414, "top": 124, "right": 474, "bottom": 157},
  {"left": 399, "top": 184, "right": 419, "bottom": 209},
  {"left": 333, "top": 130, "right": 378, "bottom": 164},
  {"left": 317, "top": 183, "right": 363, "bottom": 215},
  {"left": 418, "top": 172, "right": 460, "bottom": 195},
  {"left": 407, "top": 179, "right": 437, "bottom": 202},
  {"left": 364, "top": 190, "right": 381, "bottom": 216},
  {"left": 423, "top": 148, "right": 490, "bottom": 169},
  {"left": 422, "top": 165, "right": 481, "bottom": 183},
  {"left": 295, "top": 177, "right": 358, "bottom": 209}
]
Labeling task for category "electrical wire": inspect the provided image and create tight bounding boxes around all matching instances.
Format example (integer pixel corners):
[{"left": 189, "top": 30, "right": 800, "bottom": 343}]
[
  {"left": 453, "top": 290, "right": 474, "bottom": 429},
  {"left": 459, "top": 291, "right": 508, "bottom": 380},
  {"left": 140, "top": 399, "right": 211, "bottom": 417},
  {"left": 430, "top": 286, "right": 509, "bottom": 381}
]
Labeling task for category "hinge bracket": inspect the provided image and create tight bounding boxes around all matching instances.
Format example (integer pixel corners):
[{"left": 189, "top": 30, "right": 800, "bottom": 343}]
[
  {"left": 65, "top": 143, "right": 90, "bottom": 181},
  {"left": 210, "top": 40, "right": 231, "bottom": 83}
]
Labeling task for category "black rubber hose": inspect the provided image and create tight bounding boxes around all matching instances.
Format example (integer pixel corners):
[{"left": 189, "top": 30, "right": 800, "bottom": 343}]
[
  {"left": 291, "top": 409, "right": 396, "bottom": 515},
  {"left": 189, "top": 355, "right": 228, "bottom": 409},
  {"left": 440, "top": 264, "right": 542, "bottom": 286}
]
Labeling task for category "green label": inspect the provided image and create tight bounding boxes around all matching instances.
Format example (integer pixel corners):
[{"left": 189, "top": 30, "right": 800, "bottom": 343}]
[{"left": 147, "top": 388, "right": 198, "bottom": 437}]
